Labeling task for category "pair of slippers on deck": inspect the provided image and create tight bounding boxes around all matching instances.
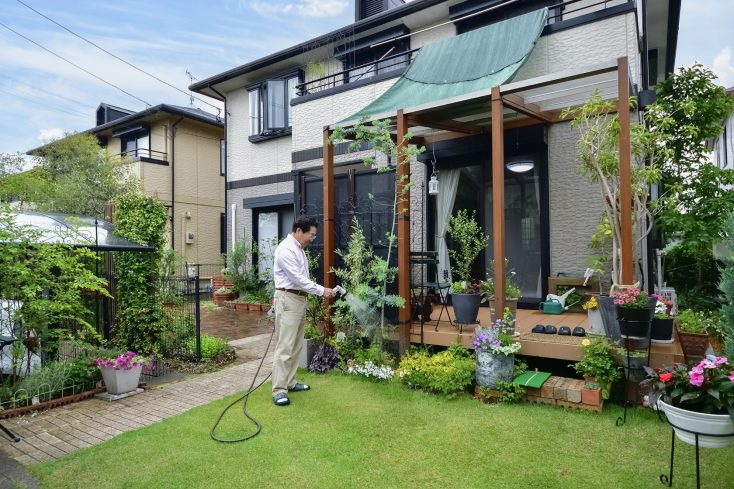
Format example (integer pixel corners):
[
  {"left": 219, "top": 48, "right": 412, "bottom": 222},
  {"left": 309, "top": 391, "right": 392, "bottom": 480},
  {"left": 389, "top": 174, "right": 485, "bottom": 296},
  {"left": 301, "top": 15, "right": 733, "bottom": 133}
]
[{"left": 531, "top": 324, "right": 586, "bottom": 337}]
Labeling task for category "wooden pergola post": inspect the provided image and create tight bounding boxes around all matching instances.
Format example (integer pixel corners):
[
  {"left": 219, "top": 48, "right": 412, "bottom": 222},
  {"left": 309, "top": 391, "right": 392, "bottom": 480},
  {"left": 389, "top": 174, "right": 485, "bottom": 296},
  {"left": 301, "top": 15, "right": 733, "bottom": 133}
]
[
  {"left": 491, "top": 87, "right": 506, "bottom": 316},
  {"left": 396, "top": 109, "right": 411, "bottom": 355},
  {"left": 617, "top": 57, "right": 633, "bottom": 285},
  {"left": 322, "top": 126, "right": 335, "bottom": 334}
]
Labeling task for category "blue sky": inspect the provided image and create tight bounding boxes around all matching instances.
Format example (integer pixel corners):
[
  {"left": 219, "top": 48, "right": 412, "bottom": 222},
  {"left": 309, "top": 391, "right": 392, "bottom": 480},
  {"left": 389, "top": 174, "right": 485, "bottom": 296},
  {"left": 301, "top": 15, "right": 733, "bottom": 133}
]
[{"left": 0, "top": 0, "right": 732, "bottom": 155}]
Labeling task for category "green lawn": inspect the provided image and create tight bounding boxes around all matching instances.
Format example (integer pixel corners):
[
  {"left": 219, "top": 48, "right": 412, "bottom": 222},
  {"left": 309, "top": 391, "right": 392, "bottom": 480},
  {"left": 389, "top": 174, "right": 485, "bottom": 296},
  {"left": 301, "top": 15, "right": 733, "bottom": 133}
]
[{"left": 33, "top": 372, "right": 734, "bottom": 489}]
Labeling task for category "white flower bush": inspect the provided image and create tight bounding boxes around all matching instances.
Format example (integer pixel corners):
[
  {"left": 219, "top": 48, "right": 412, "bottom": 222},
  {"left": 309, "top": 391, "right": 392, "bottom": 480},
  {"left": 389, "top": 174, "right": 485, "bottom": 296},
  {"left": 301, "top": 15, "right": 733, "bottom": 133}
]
[{"left": 347, "top": 361, "right": 394, "bottom": 381}]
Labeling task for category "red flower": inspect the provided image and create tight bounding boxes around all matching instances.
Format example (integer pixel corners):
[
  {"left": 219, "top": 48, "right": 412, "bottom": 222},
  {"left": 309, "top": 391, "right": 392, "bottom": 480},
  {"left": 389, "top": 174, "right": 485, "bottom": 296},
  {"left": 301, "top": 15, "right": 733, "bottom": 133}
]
[{"left": 659, "top": 372, "right": 673, "bottom": 383}]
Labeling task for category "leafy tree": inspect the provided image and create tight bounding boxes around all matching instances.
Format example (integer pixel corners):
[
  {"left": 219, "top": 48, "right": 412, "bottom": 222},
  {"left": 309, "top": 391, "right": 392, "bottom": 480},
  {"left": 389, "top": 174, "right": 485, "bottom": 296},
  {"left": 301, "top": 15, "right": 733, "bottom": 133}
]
[
  {"left": 331, "top": 119, "right": 420, "bottom": 339},
  {"left": 648, "top": 64, "right": 734, "bottom": 251},
  {"left": 645, "top": 64, "right": 734, "bottom": 309},
  {"left": 0, "top": 133, "right": 133, "bottom": 215},
  {"left": 563, "top": 92, "right": 665, "bottom": 286}
]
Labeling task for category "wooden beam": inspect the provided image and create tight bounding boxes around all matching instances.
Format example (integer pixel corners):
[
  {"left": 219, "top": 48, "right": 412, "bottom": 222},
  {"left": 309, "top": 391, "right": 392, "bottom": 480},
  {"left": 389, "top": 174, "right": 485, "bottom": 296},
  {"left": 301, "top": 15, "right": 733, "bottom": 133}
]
[
  {"left": 396, "top": 109, "right": 411, "bottom": 355},
  {"left": 491, "top": 87, "right": 506, "bottom": 317},
  {"left": 406, "top": 114, "right": 486, "bottom": 135},
  {"left": 322, "top": 126, "right": 335, "bottom": 335},
  {"left": 618, "top": 57, "right": 633, "bottom": 285},
  {"left": 502, "top": 93, "right": 554, "bottom": 122}
]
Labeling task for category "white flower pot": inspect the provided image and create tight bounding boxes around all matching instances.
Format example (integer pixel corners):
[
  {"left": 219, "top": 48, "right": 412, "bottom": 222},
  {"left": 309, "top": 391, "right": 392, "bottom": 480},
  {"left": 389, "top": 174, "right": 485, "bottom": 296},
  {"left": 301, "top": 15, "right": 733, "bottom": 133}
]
[
  {"left": 587, "top": 309, "right": 605, "bottom": 336},
  {"left": 658, "top": 399, "right": 734, "bottom": 448},
  {"left": 100, "top": 365, "right": 143, "bottom": 395}
]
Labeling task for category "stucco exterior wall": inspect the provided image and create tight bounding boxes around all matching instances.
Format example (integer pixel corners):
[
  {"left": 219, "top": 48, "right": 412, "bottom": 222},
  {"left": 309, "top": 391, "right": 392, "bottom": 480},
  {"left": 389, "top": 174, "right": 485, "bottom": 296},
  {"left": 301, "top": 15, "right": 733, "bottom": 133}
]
[
  {"left": 516, "top": 12, "right": 641, "bottom": 86},
  {"left": 226, "top": 87, "right": 293, "bottom": 182}
]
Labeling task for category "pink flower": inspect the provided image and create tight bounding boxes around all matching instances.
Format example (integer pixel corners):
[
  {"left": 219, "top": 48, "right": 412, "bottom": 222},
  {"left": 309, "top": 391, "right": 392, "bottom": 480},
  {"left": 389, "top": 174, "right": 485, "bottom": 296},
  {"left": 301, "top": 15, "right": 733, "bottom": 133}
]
[
  {"left": 691, "top": 364, "right": 704, "bottom": 375},
  {"left": 715, "top": 357, "right": 728, "bottom": 365},
  {"left": 729, "top": 371, "right": 734, "bottom": 382},
  {"left": 701, "top": 359, "right": 716, "bottom": 369},
  {"left": 689, "top": 371, "right": 705, "bottom": 387}
]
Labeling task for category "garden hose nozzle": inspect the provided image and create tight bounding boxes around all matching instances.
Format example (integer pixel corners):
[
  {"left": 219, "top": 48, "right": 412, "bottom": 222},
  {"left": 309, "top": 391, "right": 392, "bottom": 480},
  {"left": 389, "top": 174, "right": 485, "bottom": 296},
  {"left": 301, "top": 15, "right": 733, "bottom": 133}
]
[{"left": 333, "top": 285, "right": 347, "bottom": 297}]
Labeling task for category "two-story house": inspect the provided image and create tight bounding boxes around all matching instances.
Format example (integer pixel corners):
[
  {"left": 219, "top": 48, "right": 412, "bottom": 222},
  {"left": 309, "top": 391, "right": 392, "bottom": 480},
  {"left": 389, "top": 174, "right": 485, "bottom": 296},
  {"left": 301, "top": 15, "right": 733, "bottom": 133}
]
[
  {"left": 31, "top": 103, "right": 226, "bottom": 267},
  {"left": 190, "top": 0, "right": 680, "bottom": 340}
]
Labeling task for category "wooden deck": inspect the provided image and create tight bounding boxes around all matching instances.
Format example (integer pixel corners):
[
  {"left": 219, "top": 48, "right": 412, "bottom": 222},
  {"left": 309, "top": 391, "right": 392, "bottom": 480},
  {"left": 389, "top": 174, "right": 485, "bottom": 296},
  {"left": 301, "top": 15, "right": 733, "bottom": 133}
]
[{"left": 408, "top": 307, "right": 685, "bottom": 368}]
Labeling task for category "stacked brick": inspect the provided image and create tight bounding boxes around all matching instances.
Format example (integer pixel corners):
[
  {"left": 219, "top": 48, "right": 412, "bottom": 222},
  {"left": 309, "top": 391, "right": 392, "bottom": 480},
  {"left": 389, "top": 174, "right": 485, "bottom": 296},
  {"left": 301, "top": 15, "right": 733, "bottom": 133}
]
[{"left": 527, "top": 376, "right": 603, "bottom": 413}]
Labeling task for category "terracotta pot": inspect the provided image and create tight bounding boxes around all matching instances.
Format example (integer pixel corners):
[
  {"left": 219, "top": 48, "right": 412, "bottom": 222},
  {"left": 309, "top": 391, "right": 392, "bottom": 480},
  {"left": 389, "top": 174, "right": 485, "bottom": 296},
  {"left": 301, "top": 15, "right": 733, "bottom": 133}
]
[
  {"left": 581, "top": 386, "right": 601, "bottom": 406},
  {"left": 676, "top": 325, "right": 709, "bottom": 358},
  {"left": 247, "top": 303, "right": 261, "bottom": 312},
  {"left": 234, "top": 302, "right": 249, "bottom": 311}
]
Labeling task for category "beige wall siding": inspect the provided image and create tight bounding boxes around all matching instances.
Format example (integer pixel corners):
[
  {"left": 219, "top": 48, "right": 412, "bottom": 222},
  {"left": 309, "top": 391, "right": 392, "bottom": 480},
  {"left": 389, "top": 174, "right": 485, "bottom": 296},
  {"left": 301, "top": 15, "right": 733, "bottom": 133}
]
[
  {"left": 226, "top": 86, "right": 293, "bottom": 182},
  {"left": 105, "top": 118, "right": 224, "bottom": 266},
  {"left": 516, "top": 12, "right": 641, "bottom": 86},
  {"left": 547, "top": 121, "right": 605, "bottom": 278},
  {"left": 411, "top": 21, "right": 455, "bottom": 49},
  {"left": 291, "top": 78, "right": 399, "bottom": 153}
]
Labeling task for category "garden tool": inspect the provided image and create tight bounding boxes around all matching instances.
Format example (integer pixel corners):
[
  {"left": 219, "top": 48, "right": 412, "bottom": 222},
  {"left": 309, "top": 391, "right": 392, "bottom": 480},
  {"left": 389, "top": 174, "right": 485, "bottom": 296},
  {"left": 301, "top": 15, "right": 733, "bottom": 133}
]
[
  {"left": 545, "top": 287, "right": 576, "bottom": 308},
  {"left": 333, "top": 285, "right": 347, "bottom": 297}
]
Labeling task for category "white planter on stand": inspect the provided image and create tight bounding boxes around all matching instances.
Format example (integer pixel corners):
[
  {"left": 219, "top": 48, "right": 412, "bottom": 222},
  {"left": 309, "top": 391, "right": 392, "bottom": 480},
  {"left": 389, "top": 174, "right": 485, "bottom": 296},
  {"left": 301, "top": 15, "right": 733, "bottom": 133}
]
[
  {"left": 658, "top": 399, "right": 734, "bottom": 448},
  {"left": 99, "top": 365, "right": 143, "bottom": 396}
]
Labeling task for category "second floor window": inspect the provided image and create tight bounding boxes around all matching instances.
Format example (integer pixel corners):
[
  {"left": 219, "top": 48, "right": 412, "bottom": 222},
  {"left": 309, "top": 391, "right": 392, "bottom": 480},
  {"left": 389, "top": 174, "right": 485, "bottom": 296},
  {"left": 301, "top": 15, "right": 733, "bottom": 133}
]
[
  {"left": 248, "top": 72, "right": 300, "bottom": 140},
  {"left": 121, "top": 131, "right": 149, "bottom": 158}
]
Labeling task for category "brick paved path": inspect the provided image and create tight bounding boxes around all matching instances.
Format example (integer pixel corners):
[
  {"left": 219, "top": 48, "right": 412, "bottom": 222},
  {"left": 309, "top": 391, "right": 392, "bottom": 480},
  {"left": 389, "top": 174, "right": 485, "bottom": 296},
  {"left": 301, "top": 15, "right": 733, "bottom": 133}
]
[{"left": 0, "top": 333, "right": 274, "bottom": 467}]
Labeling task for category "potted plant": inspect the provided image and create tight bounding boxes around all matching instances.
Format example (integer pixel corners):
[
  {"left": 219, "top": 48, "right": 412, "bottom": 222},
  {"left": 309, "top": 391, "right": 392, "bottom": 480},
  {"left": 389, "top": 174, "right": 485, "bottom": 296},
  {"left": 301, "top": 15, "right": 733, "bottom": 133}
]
[
  {"left": 482, "top": 261, "right": 521, "bottom": 321},
  {"left": 676, "top": 309, "right": 710, "bottom": 358},
  {"left": 583, "top": 295, "right": 605, "bottom": 336},
  {"left": 299, "top": 325, "right": 323, "bottom": 369},
  {"left": 613, "top": 288, "right": 653, "bottom": 339},
  {"left": 446, "top": 210, "right": 490, "bottom": 325},
  {"left": 473, "top": 309, "right": 521, "bottom": 388},
  {"left": 213, "top": 286, "right": 236, "bottom": 305},
  {"left": 642, "top": 356, "right": 734, "bottom": 448},
  {"left": 94, "top": 351, "right": 155, "bottom": 396},
  {"left": 650, "top": 295, "right": 675, "bottom": 343},
  {"left": 570, "top": 338, "right": 622, "bottom": 399},
  {"left": 581, "top": 381, "right": 602, "bottom": 406}
]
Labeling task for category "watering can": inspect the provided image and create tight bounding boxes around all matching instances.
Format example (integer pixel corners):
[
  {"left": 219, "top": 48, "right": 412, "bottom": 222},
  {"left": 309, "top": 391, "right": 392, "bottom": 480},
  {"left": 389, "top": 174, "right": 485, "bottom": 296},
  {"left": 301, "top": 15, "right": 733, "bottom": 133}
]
[{"left": 539, "top": 299, "right": 564, "bottom": 315}]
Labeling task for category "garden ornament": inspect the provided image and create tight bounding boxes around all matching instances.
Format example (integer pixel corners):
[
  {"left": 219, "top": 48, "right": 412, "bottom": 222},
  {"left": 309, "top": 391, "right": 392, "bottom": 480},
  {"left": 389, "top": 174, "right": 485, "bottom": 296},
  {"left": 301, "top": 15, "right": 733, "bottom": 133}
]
[
  {"left": 558, "top": 326, "right": 572, "bottom": 336},
  {"left": 545, "top": 287, "right": 577, "bottom": 308}
]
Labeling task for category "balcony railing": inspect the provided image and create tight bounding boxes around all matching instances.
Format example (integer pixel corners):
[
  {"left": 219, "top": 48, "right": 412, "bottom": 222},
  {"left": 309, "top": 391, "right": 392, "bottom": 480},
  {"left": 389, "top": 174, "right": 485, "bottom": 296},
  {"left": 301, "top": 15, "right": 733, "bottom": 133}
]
[
  {"left": 120, "top": 148, "right": 168, "bottom": 162},
  {"left": 294, "top": 0, "right": 630, "bottom": 98},
  {"left": 296, "top": 48, "right": 420, "bottom": 97}
]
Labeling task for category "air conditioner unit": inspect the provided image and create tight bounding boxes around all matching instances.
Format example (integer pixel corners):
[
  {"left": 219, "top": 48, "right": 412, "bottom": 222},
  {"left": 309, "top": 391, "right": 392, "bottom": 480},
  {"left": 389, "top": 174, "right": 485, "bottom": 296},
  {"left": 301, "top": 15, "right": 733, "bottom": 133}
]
[{"left": 185, "top": 231, "right": 195, "bottom": 244}]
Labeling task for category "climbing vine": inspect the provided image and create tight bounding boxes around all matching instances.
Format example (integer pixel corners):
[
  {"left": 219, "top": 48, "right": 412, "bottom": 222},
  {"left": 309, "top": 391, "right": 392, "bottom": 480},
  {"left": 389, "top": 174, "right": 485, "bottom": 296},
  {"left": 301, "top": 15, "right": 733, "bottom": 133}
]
[{"left": 113, "top": 192, "right": 168, "bottom": 355}]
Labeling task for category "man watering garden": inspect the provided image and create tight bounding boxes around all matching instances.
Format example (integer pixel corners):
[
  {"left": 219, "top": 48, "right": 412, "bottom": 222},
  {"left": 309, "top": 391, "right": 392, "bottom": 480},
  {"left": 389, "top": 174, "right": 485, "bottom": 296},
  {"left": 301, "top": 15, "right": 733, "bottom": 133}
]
[{"left": 271, "top": 216, "right": 336, "bottom": 406}]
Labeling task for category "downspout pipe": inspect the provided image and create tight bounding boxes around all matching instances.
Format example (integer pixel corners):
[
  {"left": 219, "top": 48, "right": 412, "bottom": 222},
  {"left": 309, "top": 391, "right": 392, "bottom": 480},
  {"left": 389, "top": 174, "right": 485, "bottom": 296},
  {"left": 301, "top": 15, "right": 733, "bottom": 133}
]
[
  {"left": 208, "top": 84, "right": 228, "bottom": 259},
  {"left": 171, "top": 117, "right": 185, "bottom": 249}
]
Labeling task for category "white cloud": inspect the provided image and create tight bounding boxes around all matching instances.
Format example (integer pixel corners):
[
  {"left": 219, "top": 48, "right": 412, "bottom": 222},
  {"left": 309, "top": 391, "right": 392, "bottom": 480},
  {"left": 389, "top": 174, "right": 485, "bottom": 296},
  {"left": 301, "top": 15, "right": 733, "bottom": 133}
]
[
  {"left": 249, "top": 0, "right": 348, "bottom": 18},
  {"left": 712, "top": 47, "right": 734, "bottom": 88},
  {"left": 38, "top": 128, "right": 65, "bottom": 143}
]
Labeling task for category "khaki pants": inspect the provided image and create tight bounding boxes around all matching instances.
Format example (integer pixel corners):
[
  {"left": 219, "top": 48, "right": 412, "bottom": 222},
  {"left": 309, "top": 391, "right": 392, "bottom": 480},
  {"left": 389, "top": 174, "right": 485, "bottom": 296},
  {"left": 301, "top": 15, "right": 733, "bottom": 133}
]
[{"left": 271, "top": 290, "right": 307, "bottom": 395}]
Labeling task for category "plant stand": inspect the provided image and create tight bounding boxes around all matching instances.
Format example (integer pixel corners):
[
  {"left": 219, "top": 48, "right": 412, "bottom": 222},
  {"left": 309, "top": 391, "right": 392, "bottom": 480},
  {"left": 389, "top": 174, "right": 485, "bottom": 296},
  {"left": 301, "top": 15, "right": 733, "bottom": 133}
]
[
  {"left": 616, "top": 323, "right": 652, "bottom": 427},
  {"left": 660, "top": 424, "right": 734, "bottom": 489}
]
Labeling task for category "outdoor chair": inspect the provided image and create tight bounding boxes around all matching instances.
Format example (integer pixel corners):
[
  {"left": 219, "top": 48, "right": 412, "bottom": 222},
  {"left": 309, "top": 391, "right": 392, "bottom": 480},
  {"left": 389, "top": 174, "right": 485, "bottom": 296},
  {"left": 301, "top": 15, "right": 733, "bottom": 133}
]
[{"left": 410, "top": 251, "right": 453, "bottom": 338}]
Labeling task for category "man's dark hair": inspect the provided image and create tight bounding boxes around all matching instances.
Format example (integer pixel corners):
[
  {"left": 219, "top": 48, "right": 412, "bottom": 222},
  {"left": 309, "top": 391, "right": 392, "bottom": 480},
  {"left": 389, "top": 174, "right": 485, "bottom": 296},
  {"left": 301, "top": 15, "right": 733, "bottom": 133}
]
[{"left": 293, "top": 216, "right": 318, "bottom": 233}]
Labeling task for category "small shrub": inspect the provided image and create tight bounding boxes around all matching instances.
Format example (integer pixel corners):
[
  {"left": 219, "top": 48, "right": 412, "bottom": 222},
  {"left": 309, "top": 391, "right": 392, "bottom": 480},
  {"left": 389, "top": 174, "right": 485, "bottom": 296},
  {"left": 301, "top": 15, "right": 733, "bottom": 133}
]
[
  {"left": 353, "top": 345, "right": 395, "bottom": 368},
  {"left": 308, "top": 343, "right": 339, "bottom": 373},
  {"left": 397, "top": 349, "right": 475, "bottom": 398},
  {"left": 187, "top": 334, "right": 228, "bottom": 359},
  {"left": 495, "top": 380, "right": 526, "bottom": 403}
]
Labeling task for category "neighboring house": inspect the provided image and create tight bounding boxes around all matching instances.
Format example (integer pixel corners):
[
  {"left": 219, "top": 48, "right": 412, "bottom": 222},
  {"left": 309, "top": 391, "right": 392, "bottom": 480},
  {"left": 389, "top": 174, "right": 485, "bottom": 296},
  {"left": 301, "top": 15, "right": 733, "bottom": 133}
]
[
  {"left": 711, "top": 87, "right": 734, "bottom": 172},
  {"left": 30, "top": 103, "right": 226, "bottom": 267},
  {"left": 190, "top": 0, "right": 680, "bottom": 304}
]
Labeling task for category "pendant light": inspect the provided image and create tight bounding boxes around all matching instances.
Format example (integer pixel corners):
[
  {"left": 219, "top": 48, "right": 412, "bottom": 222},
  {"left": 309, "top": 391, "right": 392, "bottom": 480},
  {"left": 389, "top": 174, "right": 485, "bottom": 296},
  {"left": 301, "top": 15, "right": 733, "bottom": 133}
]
[{"left": 428, "top": 145, "right": 439, "bottom": 196}]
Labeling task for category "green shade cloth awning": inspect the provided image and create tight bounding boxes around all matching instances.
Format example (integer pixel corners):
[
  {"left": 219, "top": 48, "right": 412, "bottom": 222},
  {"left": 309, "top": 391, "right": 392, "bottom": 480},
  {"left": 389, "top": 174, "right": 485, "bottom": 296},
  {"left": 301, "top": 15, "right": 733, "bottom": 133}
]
[{"left": 343, "top": 7, "right": 548, "bottom": 123}]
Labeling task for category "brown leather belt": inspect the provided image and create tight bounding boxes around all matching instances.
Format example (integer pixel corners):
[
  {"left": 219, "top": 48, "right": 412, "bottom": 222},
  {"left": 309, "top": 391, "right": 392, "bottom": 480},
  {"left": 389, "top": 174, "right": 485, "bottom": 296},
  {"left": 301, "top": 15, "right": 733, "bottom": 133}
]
[{"left": 276, "top": 288, "right": 308, "bottom": 297}]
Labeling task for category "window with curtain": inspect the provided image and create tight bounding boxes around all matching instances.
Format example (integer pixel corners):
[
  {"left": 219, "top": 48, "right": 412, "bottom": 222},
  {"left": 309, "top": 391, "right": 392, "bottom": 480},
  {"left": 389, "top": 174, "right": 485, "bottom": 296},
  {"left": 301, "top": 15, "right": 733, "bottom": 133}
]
[{"left": 248, "top": 72, "right": 301, "bottom": 141}]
